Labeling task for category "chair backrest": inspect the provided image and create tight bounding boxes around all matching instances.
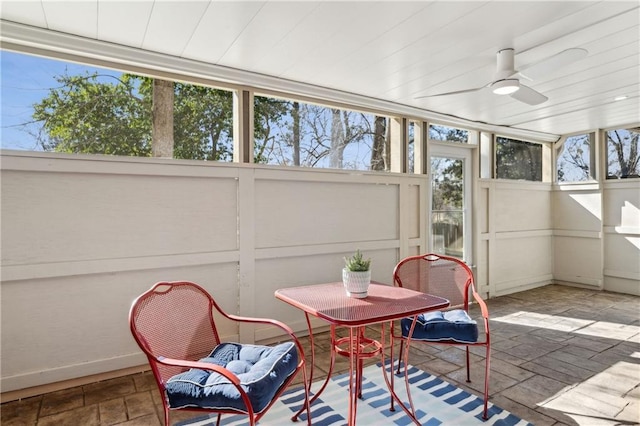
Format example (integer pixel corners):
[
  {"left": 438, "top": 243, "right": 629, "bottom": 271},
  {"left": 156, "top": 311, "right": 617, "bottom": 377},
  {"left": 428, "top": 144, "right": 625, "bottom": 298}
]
[
  {"left": 393, "top": 253, "right": 474, "bottom": 311},
  {"left": 129, "top": 281, "right": 222, "bottom": 385}
]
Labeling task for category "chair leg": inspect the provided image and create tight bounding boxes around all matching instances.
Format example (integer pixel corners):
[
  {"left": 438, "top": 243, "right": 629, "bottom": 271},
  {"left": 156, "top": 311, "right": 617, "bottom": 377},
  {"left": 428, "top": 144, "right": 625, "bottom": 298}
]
[
  {"left": 482, "top": 344, "right": 491, "bottom": 420},
  {"left": 465, "top": 345, "right": 471, "bottom": 383},
  {"left": 395, "top": 340, "right": 405, "bottom": 375},
  {"left": 163, "top": 408, "right": 170, "bottom": 426}
]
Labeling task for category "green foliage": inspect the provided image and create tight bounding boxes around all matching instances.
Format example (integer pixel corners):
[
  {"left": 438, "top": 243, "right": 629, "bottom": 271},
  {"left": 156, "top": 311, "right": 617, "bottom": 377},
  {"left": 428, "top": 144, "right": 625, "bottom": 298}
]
[
  {"left": 432, "top": 158, "right": 463, "bottom": 210},
  {"left": 344, "top": 249, "right": 371, "bottom": 272},
  {"left": 32, "top": 69, "right": 385, "bottom": 169},
  {"left": 32, "top": 71, "right": 243, "bottom": 160},
  {"left": 496, "top": 137, "right": 542, "bottom": 181},
  {"left": 253, "top": 96, "right": 291, "bottom": 163},
  {"left": 429, "top": 124, "right": 468, "bottom": 143},
  {"left": 172, "top": 82, "right": 233, "bottom": 161},
  {"left": 33, "top": 72, "right": 152, "bottom": 155}
]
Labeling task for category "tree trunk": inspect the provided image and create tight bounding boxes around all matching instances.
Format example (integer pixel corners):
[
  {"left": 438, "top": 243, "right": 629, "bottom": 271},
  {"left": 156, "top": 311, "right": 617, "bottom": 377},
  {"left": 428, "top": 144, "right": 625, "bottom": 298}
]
[
  {"left": 292, "top": 102, "right": 300, "bottom": 166},
  {"left": 330, "top": 108, "right": 344, "bottom": 168},
  {"left": 152, "top": 79, "right": 174, "bottom": 158},
  {"left": 371, "top": 116, "right": 386, "bottom": 170}
]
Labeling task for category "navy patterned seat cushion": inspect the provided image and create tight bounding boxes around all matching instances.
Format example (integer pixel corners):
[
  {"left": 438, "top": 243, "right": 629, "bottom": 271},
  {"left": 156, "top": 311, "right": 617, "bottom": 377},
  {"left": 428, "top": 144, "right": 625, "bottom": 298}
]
[
  {"left": 165, "top": 342, "right": 298, "bottom": 413},
  {"left": 401, "top": 309, "right": 479, "bottom": 343}
]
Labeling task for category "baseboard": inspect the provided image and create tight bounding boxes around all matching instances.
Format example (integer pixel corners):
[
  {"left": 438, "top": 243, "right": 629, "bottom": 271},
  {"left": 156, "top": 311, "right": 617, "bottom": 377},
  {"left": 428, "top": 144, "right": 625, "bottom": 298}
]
[{"left": 1, "top": 363, "right": 149, "bottom": 403}]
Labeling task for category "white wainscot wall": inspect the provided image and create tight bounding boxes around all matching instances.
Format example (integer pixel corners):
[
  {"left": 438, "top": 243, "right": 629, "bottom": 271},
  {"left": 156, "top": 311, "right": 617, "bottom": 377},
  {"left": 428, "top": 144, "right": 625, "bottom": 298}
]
[
  {"left": 550, "top": 179, "right": 640, "bottom": 296},
  {"left": 478, "top": 180, "right": 554, "bottom": 296},
  {"left": 0, "top": 151, "right": 428, "bottom": 395},
  {"left": 552, "top": 184, "right": 603, "bottom": 288},
  {"left": 602, "top": 180, "right": 640, "bottom": 295}
]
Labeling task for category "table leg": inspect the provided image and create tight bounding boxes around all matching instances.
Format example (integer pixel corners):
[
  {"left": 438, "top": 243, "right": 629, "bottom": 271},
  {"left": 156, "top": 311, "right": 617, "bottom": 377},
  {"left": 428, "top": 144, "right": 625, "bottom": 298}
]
[
  {"left": 387, "top": 321, "right": 396, "bottom": 412},
  {"left": 296, "top": 323, "right": 384, "bottom": 425},
  {"left": 381, "top": 318, "right": 422, "bottom": 425},
  {"left": 347, "top": 326, "right": 363, "bottom": 426},
  {"left": 292, "top": 319, "right": 338, "bottom": 421}
]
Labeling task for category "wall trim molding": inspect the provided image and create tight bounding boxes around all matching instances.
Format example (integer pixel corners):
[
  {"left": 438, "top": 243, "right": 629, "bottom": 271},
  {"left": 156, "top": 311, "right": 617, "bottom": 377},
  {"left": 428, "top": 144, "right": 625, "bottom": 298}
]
[{"left": 553, "top": 229, "right": 602, "bottom": 239}]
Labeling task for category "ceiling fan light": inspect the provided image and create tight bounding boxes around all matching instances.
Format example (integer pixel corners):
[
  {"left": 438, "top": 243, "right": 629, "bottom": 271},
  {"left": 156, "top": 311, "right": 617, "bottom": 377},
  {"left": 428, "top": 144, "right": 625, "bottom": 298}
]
[{"left": 492, "top": 79, "right": 520, "bottom": 95}]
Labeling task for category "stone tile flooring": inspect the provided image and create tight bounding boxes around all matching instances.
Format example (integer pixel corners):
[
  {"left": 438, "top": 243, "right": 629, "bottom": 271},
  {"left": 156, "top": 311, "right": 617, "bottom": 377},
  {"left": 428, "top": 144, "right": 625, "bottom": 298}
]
[{"left": 2, "top": 284, "right": 639, "bottom": 425}]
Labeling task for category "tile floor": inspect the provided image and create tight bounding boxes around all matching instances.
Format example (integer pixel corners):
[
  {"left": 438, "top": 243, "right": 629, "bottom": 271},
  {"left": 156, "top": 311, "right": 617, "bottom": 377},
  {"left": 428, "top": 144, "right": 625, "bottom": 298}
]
[{"left": 2, "top": 284, "right": 639, "bottom": 425}]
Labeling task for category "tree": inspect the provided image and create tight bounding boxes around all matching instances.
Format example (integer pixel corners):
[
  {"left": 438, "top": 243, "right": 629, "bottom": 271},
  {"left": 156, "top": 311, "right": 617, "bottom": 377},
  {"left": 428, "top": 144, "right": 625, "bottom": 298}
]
[
  {"left": 32, "top": 71, "right": 237, "bottom": 160},
  {"left": 330, "top": 109, "right": 345, "bottom": 168},
  {"left": 431, "top": 158, "right": 463, "bottom": 210},
  {"left": 558, "top": 128, "right": 639, "bottom": 181},
  {"left": 607, "top": 128, "right": 639, "bottom": 178},
  {"left": 291, "top": 101, "right": 300, "bottom": 166},
  {"left": 253, "top": 96, "right": 291, "bottom": 164},
  {"left": 370, "top": 116, "right": 387, "bottom": 171},
  {"left": 255, "top": 100, "right": 378, "bottom": 170},
  {"left": 557, "top": 134, "right": 591, "bottom": 182},
  {"left": 429, "top": 125, "right": 468, "bottom": 143},
  {"left": 171, "top": 82, "right": 233, "bottom": 161},
  {"left": 152, "top": 79, "right": 174, "bottom": 158},
  {"left": 33, "top": 72, "right": 152, "bottom": 155},
  {"left": 496, "top": 137, "right": 542, "bottom": 181}
]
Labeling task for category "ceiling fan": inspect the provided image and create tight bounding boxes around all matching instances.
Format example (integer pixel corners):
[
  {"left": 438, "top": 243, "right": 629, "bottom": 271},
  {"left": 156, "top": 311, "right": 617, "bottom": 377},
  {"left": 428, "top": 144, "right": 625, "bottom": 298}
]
[{"left": 416, "top": 47, "right": 588, "bottom": 106}]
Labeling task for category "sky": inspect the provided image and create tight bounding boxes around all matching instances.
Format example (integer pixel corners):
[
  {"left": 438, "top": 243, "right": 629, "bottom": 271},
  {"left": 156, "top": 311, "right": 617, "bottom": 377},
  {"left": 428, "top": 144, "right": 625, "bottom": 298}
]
[{"left": 1, "top": 50, "right": 119, "bottom": 150}]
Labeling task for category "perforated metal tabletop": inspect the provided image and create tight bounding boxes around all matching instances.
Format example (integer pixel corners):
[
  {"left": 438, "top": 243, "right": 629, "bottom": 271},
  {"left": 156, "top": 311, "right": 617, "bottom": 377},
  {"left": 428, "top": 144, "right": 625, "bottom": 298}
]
[{"left": 275, "top": 281, "right": 449, "bottom": 326}]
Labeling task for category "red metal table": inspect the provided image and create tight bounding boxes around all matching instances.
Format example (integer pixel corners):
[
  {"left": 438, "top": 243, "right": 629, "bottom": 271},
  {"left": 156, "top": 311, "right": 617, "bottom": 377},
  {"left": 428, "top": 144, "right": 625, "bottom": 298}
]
[{"left": 275, "top": 281, "right": 449, "bottom": 426}]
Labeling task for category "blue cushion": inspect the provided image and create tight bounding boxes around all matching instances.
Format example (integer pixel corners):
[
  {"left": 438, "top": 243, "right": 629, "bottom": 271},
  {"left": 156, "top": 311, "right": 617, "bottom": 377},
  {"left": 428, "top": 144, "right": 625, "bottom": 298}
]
[
  {"left": 165, "top": 342, "right": 298, "bottom": 413},
  {"left": 401, "top": 310, "right": 479, "bottom": 343}
]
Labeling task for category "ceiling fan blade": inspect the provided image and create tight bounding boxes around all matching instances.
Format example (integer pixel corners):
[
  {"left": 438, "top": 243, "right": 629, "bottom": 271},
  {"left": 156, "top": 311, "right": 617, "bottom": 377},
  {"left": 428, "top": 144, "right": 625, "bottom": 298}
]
[
  {"left": 519, "top": 48, "right": 588, "bottom": 81},
  {"left": 510, "top": 84, "right": 548, "bottom": 105},
  {"left": 415, "top": 85, "right": 487, "bottom": 99}
]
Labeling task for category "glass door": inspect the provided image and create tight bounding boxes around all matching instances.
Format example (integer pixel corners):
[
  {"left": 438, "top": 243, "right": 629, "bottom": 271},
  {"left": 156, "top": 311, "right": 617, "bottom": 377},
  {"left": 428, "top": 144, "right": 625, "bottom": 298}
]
[{"left": 430, "top": 145, "right": 472, "bottom": 262}]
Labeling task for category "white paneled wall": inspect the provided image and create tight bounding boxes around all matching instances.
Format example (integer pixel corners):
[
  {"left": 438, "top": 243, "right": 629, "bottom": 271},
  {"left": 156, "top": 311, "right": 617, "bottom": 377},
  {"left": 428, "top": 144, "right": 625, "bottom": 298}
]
[
  {"left": 0, "top": 151, "right": 427, "bottom": 393},
  {"left": 602, "top": 180, "right": 640, "bottom": 295},
  {"left": 2, "top": 150, "right": 638, "bottom": 396},
  {"left": 476, "top": 180, "right": 554, "bottom": 297},
  {"left": 551, "top": 179, "right": 640, "bottom": 296},
  {"left": 552, "top": 184, "right": 603, "bottom": 288}
]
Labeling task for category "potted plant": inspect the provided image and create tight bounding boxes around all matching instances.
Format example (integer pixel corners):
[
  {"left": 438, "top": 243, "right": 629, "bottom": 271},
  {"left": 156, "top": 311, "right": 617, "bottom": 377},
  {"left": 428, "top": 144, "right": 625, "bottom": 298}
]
[{"left": 342, "top": 249, "right": 371, "bottom": 298}]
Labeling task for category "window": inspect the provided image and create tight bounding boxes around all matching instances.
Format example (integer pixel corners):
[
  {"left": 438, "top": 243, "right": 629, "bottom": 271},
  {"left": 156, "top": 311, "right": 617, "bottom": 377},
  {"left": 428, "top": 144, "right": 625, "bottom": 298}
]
[
  {"left": 430, "top": 144, "right": 473, "bottom": 261},
  {"left": 428, "top": 124, "right": 469, "bottom": 143},
  {"left": 557, "top": 133, "right": 595, "bottom": 182},
  {"left": 1, "top": 50, "right": 234, "bottom": 161},
  {"left": 606, "top": 127, "right": 640, "bottom": 179},
  {"left": 431, "top": 157, "right": 464, "bottom": 258},
  {"left": 496, "top": 136, "right": 542, "bottom": 181},
  {"left": 254, "top": 94, "right": 390, "bottom": 171}
]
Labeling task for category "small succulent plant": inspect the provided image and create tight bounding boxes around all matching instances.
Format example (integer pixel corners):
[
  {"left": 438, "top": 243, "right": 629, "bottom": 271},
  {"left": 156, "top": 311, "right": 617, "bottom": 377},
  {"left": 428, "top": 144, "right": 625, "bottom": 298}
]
[{"left": 344, "top": 249, "right": 371, "bottom": 272}]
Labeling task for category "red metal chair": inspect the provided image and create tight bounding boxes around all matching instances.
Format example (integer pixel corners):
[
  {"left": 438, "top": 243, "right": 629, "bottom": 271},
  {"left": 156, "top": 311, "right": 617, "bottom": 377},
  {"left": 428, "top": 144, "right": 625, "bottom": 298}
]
[
  {"left": 129, "top": 281, "right": 311, "bottom": 426},
  {"left": 390, "top": 253, "right": 491, "bottom": 420}
]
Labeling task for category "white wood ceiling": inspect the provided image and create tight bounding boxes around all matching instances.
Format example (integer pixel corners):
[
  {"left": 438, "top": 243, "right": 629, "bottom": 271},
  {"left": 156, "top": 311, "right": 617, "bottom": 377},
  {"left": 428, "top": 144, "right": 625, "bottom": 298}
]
[{"left": 1, "top": 1, "right": 638, "bottom": 138}]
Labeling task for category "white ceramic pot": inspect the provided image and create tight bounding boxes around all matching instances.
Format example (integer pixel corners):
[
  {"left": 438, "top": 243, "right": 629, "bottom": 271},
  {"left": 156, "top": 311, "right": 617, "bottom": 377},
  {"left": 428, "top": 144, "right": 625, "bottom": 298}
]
[{"left": 342, "top": 268, "right": 371, "bottom": 298}]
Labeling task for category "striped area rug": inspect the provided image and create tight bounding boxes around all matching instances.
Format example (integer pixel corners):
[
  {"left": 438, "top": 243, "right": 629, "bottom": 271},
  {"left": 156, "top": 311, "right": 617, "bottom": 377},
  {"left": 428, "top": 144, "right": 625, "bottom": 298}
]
[{"left": 180, "top": 362, "right": 532, "bottom": 425}]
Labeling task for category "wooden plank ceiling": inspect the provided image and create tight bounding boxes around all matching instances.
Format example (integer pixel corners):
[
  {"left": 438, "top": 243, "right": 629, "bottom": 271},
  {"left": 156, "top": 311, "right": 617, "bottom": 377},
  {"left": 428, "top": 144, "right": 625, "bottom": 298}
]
[{"left": 1, "top": 1, "right": 638, "bottom": 138}]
